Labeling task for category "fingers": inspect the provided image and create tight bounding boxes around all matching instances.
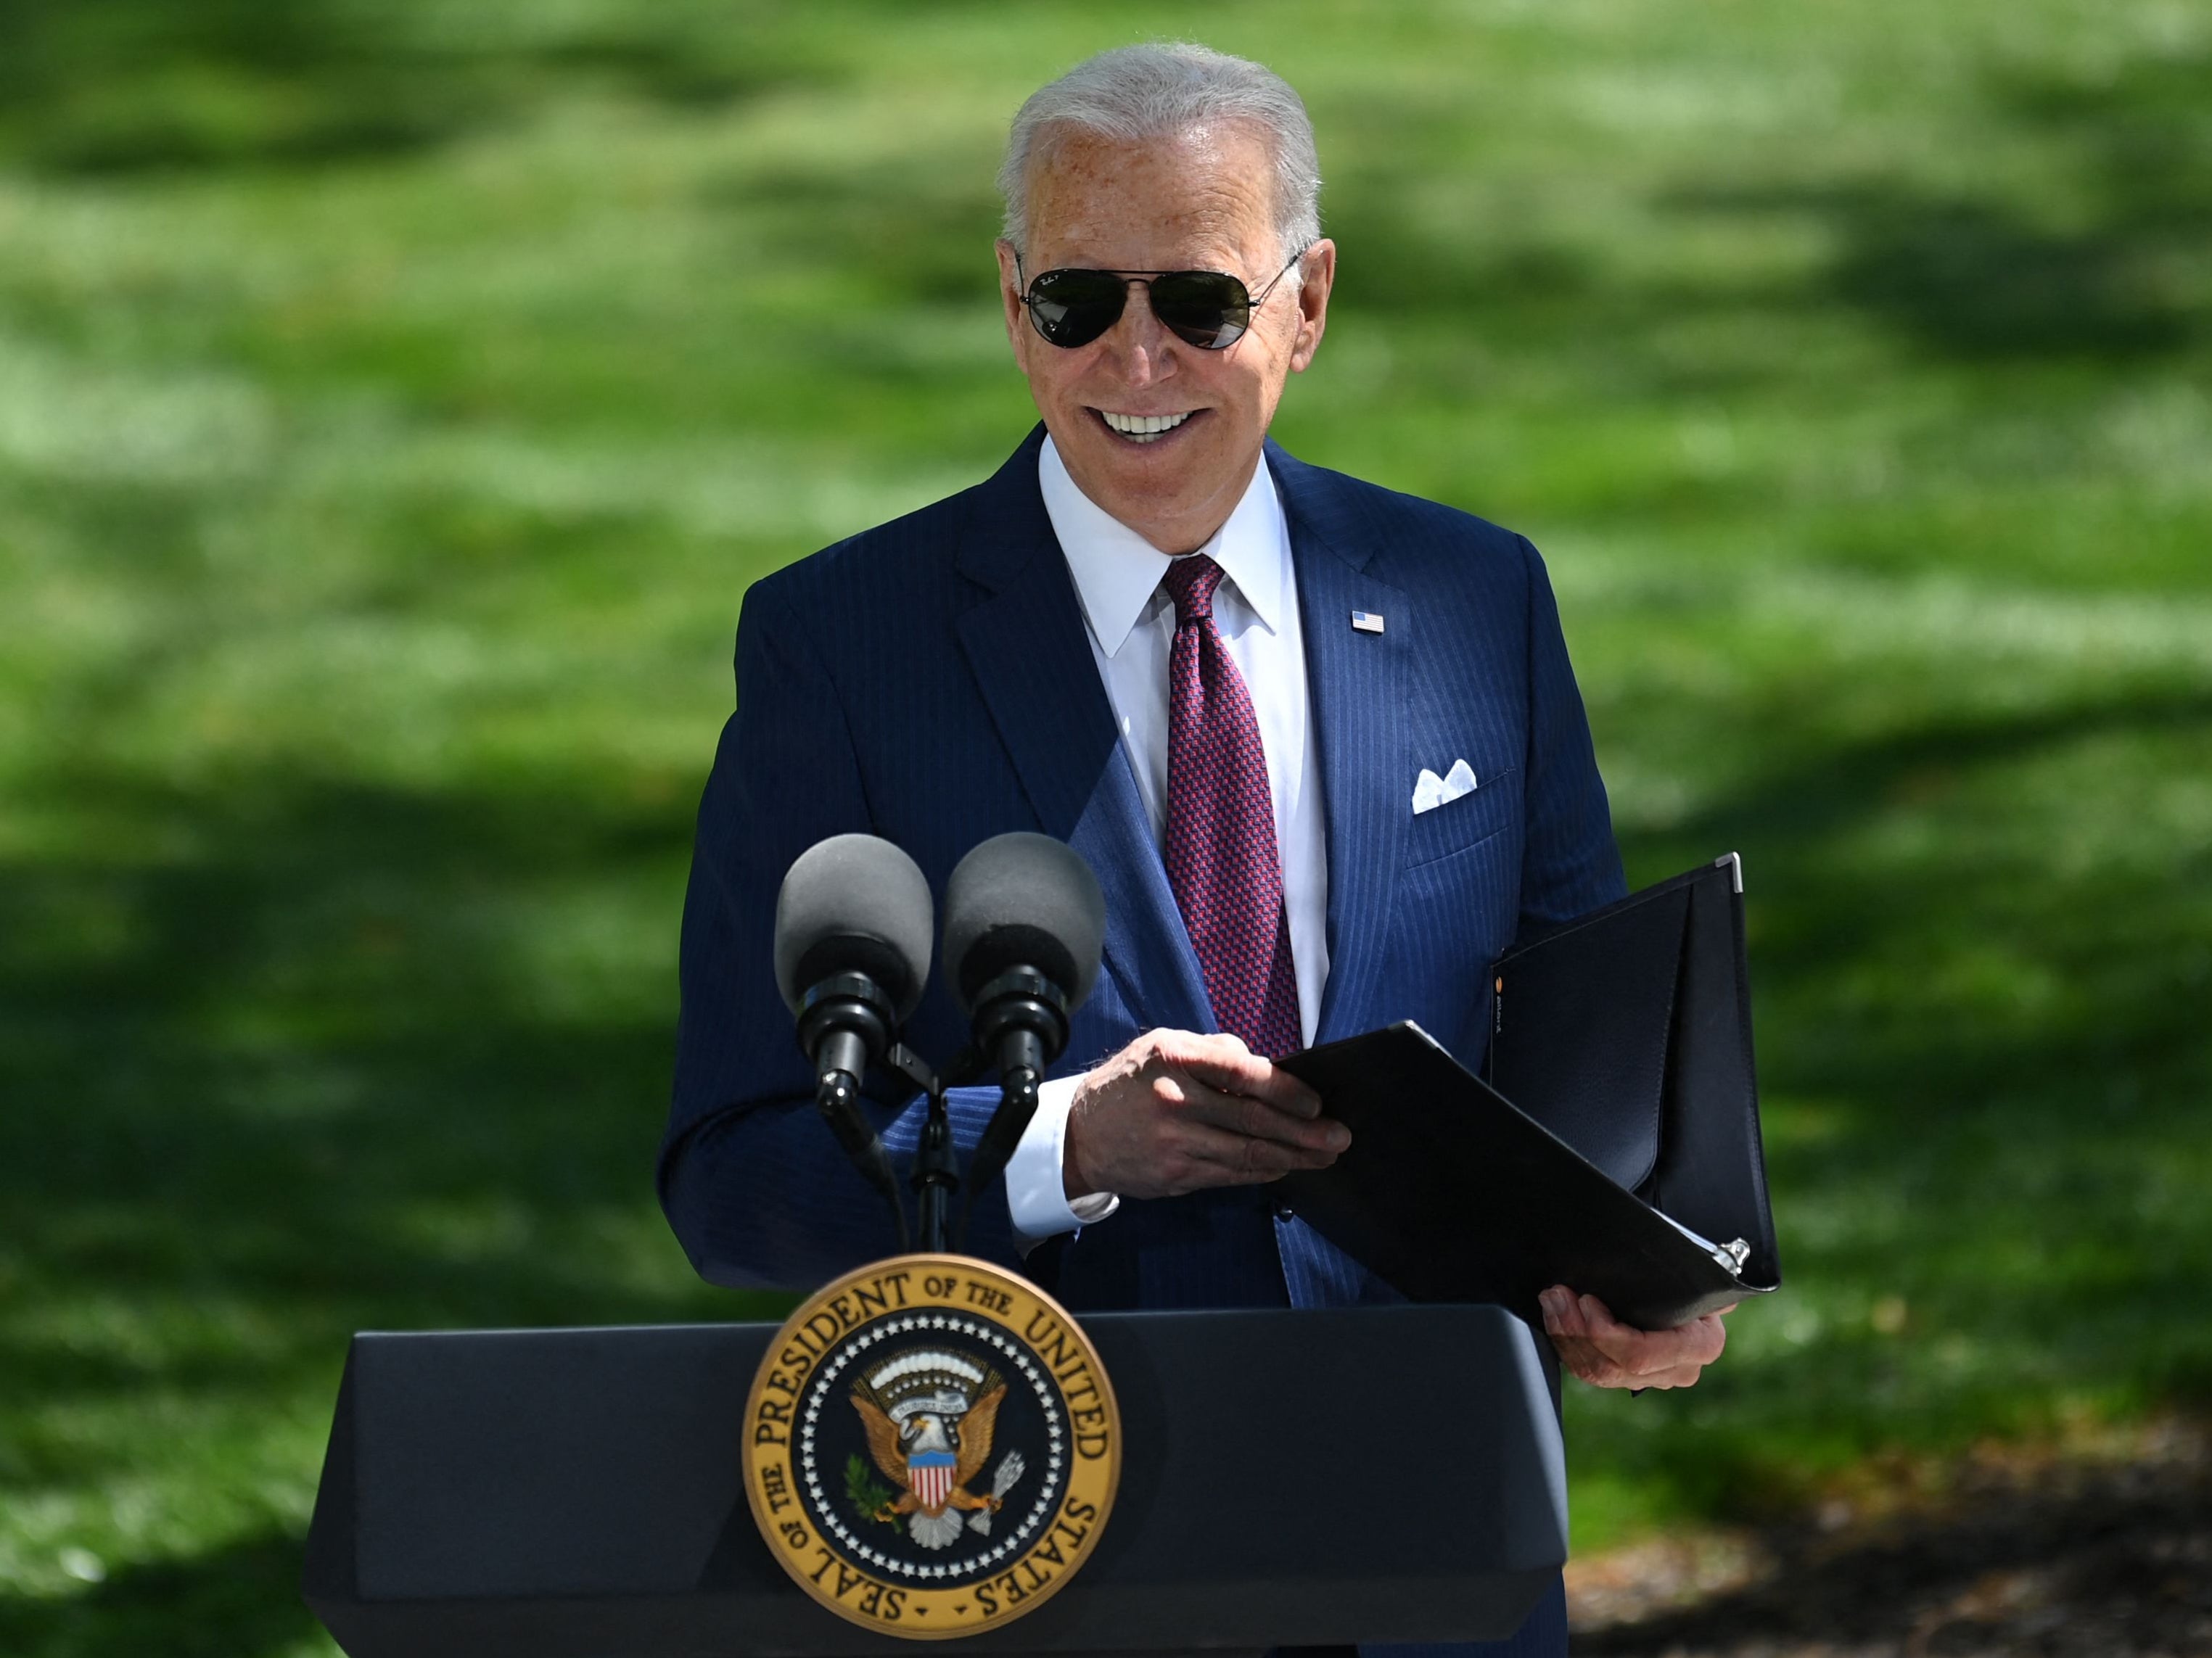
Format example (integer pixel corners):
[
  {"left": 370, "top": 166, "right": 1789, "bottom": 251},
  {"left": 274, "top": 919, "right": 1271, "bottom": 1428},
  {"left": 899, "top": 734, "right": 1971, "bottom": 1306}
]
[
  {"left": 1140, "top": 1031, "right": 1346, "bottom": 1158},
  {"left": 1553, "top": 1343, "right": 1705, "bottom": 1389},
  {"left": 1182, "top": 1120, "right": 1344, "bottom": 1183},
  {"left": 1153, "top": 1030, "right": 1327, "bottom": 1121},
  {"left": 1156, "top": 1071, "right": 1349, "bottom": 1155},
  {"left": 1082, "top": 1113, "right": 1339, "bottom": 1199},
  {"left": 1541, "top": 1284, "right": 1590, "bottom": 1338},
  {"left": 1065, "top": 1029, "right": 1349, "bottom": 1200},
  {"left": 1538, "top": 1287, "right": 1733, "bottom": 1390}
]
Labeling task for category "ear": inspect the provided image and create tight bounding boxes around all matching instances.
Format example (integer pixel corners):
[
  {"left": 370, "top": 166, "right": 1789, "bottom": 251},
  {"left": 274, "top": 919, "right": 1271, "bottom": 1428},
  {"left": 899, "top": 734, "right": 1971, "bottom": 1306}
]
[
  {"left": 996, "top": 240, "right": 1029, "bottom": 354},
  {"left": 1286, "top": 239, "right": 1336, "bottom": 374}
]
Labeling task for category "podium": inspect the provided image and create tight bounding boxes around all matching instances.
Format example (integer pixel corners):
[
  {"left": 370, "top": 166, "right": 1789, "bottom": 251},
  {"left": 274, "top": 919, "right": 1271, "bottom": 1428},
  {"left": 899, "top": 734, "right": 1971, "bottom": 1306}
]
[{"left": 303, "top": 1303, "right": 1567, "bottom": 1656}]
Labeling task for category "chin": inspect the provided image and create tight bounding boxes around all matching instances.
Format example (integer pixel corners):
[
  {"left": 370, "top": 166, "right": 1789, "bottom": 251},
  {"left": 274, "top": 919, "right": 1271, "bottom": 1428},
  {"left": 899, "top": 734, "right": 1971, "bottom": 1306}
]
[
  {"left": 1053, "top": 410, "right": 1246, "bottom": 534},
  {"left": 1085, "top": 447, "right": 1198, "bottom": 503}
]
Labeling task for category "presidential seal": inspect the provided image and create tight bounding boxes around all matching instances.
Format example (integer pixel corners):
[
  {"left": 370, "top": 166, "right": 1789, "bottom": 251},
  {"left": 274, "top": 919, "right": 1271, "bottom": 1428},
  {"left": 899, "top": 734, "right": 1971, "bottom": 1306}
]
[{"left": 741, "top": 1253, "right": 1121, "bottom": 1639}]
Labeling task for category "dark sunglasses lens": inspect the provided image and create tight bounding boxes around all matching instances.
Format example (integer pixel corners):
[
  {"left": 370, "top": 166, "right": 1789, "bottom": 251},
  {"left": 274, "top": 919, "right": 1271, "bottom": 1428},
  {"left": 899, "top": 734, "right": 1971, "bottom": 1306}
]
[
  {"left": 1149, "top": 271, "right": 1251, "bottom": 349},
  {"left": 1027, "top": 271, "right": 1126, "bottom": 348}
]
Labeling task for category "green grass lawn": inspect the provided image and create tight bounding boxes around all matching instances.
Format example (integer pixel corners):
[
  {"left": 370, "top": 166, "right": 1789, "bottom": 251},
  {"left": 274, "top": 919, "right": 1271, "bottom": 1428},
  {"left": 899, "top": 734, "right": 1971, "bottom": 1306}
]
[{"left": 2, "top": 2, "right": 2208, "bottom": 1651}]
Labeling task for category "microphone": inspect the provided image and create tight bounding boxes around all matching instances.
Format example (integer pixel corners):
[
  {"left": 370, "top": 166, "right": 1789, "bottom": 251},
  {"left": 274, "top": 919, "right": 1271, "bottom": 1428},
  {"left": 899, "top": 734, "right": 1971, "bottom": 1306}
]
[
  {"left": 942, "top": 833, "right": 1106, "bottom": 1224},
  {"left": 773, "top": 833, "right": 934, "bottom": 1245}
]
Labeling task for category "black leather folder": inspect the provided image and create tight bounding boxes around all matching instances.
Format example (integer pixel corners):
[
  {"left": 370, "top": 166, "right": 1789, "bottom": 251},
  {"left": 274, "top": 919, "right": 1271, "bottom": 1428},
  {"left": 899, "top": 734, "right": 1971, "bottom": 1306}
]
[{"left": 1279, "top": 855, "right": 1780, "bottom": 1331}]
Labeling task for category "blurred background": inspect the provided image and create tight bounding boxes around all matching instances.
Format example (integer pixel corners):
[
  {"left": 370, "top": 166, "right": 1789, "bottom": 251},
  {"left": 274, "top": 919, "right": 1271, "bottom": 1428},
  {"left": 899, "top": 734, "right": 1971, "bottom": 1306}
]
[{"left": 1, "top": 2, "right": 2207, "bottom": 1653}]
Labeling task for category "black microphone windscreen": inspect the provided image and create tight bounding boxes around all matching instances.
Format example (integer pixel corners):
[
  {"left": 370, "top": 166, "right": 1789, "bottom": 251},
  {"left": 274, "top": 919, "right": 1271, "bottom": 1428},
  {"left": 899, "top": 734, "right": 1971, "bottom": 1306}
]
[
  {"left": 942, "top": 833, "right": 1106, "bottom": 1012},
  {"left": 773, "top": 834, "right": 934, "bottom": 1022}
]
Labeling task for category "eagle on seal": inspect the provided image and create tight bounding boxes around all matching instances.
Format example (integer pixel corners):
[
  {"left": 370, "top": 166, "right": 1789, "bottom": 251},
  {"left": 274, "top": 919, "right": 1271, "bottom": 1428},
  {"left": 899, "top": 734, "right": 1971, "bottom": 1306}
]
[{"left": 850, "top": 1348, "right": 1027, "bottom": 1549}]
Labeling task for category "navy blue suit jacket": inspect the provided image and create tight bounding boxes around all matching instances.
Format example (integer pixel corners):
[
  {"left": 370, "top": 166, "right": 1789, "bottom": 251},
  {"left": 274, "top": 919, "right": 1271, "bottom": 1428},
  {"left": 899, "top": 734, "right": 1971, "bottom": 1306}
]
[{"left": 661, "top": 426, "right": 1625, "bottom": 1315}]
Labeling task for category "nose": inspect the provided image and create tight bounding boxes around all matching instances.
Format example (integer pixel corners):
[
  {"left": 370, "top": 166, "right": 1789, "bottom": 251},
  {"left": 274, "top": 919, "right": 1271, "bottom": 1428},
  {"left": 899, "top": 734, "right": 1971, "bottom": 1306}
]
[{"left": 1099, "top": 278, "right": 1176, "bottom": 387}]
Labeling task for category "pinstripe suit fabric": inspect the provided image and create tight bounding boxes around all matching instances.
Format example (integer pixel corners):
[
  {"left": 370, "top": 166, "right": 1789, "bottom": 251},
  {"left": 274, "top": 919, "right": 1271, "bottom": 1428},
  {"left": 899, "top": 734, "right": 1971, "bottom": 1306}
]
[{"left": 659, "top": 426, "right": 1624, "bottom": 1654}]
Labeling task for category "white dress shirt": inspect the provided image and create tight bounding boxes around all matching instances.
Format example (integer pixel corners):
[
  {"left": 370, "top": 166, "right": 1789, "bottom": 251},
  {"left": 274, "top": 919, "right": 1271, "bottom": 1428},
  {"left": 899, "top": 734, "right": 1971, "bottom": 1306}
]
[{"left": 1002, "top": 436, "right": 1332, "bottom": 1245}]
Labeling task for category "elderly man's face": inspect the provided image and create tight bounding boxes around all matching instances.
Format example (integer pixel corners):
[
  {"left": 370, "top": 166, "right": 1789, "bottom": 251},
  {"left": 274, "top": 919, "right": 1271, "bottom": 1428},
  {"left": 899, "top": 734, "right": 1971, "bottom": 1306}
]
[{"left": 998, "top": 125, "right": 1335, "bottom": 554}]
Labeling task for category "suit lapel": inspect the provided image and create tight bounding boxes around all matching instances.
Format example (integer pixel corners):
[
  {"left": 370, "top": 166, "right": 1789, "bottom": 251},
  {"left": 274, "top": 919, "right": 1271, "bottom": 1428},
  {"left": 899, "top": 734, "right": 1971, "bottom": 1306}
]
[
  {"left": 1270, "top": 442, "right": 1408, "bottom": 1044},
  {"left": 1069, "top": 745, "right": 1213, "bottom": 1038},
  {"left": 953, "top": 429, "right": 1211, "bottom": 1036}
]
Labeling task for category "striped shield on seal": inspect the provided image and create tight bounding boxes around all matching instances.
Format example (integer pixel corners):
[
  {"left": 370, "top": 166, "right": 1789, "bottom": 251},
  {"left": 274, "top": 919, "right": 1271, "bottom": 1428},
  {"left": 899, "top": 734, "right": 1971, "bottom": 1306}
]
[{"left": 908, "top": 1450, "right": 956, "bottom": 1513}]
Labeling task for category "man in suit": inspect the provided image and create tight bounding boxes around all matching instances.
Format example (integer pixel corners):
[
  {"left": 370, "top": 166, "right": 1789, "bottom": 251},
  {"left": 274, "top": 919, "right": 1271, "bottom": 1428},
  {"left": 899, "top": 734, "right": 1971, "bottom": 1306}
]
[{"left": 662, "top": 43, "right": 1730, "bottom": 1657}]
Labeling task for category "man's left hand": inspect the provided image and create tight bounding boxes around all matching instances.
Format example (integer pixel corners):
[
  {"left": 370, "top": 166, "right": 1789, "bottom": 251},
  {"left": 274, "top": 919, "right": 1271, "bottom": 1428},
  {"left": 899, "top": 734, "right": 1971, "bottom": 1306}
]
[{"left": 1538, "top": 1285, "right": 1732, "bottom": 1390}]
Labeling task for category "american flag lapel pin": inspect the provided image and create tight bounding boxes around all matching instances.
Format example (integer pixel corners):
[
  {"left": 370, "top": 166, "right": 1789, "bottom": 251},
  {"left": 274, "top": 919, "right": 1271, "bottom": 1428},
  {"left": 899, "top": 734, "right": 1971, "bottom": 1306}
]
[{"left": 1351, "top": 609, "right": 1386, "bottom": 635}]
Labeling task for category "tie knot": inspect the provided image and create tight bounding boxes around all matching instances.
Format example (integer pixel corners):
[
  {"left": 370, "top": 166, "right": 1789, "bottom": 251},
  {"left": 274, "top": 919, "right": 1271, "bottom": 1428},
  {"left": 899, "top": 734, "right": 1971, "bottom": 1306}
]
[{"left": 1161, "top": 553, "right": 1225, "bottom": 625}]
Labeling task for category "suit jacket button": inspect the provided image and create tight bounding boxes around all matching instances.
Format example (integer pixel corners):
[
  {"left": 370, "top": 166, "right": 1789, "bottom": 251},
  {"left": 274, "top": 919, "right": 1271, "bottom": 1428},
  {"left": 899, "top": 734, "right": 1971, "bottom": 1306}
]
[{"left": 1271, "top": 1200, "right": 1295, "bottom": 1221}]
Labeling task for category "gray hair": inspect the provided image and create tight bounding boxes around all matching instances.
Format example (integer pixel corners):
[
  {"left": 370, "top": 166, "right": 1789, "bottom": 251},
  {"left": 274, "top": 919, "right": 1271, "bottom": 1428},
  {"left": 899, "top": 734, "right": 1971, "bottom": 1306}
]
[{"left": 997, "top": 44, "right": 1322, "bottom": 267}]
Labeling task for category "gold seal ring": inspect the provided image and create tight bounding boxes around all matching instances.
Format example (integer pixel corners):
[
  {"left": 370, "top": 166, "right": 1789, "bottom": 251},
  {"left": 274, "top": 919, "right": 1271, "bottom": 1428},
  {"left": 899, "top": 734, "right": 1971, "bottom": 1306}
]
[{"left": 741, "top": 1253, "right": 1122, "bottom": 1640}]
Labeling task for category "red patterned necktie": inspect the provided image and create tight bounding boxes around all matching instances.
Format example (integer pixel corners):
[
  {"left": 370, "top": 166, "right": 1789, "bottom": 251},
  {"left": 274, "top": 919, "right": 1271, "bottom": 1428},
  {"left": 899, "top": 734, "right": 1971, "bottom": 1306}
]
[{"left": 1160, "top": 554, "right": 1303, "bottom": 1060}]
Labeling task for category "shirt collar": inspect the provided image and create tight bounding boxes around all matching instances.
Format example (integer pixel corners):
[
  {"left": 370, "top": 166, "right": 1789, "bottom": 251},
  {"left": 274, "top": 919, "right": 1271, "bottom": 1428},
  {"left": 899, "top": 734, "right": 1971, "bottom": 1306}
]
[{"left": 1039, "top": 434, "right": 1288, "bottom": 659}]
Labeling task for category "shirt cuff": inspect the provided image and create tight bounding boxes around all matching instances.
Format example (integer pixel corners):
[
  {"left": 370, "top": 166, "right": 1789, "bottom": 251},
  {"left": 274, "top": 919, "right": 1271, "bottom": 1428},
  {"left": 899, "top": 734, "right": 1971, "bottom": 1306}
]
[{"left": 1005, "top": 1073, "right": 1119, "bottom": 1250}]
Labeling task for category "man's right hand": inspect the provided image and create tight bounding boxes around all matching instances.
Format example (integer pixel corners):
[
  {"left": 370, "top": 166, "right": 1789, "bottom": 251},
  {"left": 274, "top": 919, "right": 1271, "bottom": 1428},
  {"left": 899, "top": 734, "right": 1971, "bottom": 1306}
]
[{"left": 1061, "top": 1030, "right": 1349, "bottom": 1203}]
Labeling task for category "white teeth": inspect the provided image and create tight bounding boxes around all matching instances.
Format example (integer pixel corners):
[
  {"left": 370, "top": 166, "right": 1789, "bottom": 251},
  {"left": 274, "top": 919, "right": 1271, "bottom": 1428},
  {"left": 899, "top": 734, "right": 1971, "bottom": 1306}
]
[{"left": 1099, "top": 410, "right": 1193, "bottom": 443}]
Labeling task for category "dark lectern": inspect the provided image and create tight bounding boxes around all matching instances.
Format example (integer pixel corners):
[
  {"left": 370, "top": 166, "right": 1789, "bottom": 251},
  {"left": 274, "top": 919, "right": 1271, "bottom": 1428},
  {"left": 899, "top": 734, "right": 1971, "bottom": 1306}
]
[{"left": 303, "top": 1303, "right": 1567, "bottom": 1656}]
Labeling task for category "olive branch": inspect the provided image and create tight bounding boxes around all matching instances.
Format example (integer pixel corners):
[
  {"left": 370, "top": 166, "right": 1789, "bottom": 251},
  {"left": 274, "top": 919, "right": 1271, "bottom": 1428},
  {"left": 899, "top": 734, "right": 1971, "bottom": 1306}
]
[{"left": 844, "top": 1453, "right": 897, "bottom": 1525}]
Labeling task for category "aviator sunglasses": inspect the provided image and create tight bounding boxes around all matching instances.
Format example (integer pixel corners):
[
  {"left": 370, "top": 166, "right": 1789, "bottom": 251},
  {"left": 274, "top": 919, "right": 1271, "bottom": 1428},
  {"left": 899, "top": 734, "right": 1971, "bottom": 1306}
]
[{"left": 1016, "top": 246, "right": 1310, "bottom": 351}]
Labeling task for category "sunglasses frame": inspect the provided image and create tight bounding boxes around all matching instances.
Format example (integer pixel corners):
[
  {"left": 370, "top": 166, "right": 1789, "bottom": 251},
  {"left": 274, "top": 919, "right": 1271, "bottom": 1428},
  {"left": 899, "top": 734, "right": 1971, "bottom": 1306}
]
[{"left": 1014, "top": 245, "right": 1312, "bottom": 351}]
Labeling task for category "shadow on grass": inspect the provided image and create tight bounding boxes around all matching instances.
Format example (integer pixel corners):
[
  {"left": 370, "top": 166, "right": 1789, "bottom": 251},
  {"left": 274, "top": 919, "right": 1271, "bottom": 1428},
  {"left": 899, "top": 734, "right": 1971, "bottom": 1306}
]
[
  {"left": 1322, "top": 42, "right": 2212, "bottom": 379},
  {"left": 1666, "top": 176, "right": 2203, "bottom": 363},
  {"left": 1575, "top": 680, "right": 2212, "bottom": 1519},
  {"left": 0, "top": 1533, "right": 318, "bottom": 1658},
  {"left": 0, "top": 0, "right": 846, "bottom": 173},
  {"left": 1680, "top": 47, "right": 2212, "bottom": 365},
  {"left": 0, "top": 764, "right": 794, "bottom": 1491},
  {"left": 1821, "top": 189, "right": 2195, "bottom": 360},
  {"left": 1578, "top": 1427, "right": 2212, "bottom": 1655},
  {"left": 1631, "top": 681, "right": 2212, "bottom": 1092}
]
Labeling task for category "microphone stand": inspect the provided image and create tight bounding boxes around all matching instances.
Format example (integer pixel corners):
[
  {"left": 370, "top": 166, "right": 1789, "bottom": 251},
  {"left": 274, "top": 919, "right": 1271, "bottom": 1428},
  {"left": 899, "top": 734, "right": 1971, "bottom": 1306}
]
[
  {"left": 883, "top": 1044, "right": 971, "bottom": 1254},
  {"left": 866, "top": 999, "right": 1058, "bottom": 1256}
]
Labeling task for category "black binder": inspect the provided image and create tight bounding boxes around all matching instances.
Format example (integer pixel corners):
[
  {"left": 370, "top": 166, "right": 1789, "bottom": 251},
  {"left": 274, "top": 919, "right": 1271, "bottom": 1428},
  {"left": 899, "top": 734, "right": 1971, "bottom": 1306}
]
[{"left": 1280, "top": 854, "right": 1780, "bottom": 1331}]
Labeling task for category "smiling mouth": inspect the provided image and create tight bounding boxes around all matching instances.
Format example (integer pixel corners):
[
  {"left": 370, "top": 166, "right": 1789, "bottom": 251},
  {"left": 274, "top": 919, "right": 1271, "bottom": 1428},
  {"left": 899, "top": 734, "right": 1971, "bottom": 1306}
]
[{"left": 1095, "top": 408, "right": 1196, "bottom": 445}]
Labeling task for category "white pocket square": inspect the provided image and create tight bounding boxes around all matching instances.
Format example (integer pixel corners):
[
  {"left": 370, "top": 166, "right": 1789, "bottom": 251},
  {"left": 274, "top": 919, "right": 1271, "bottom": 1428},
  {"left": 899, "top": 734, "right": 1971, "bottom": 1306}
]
[{"left": 1411, "top": 758, "right": 1479, "bottom": 814}]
